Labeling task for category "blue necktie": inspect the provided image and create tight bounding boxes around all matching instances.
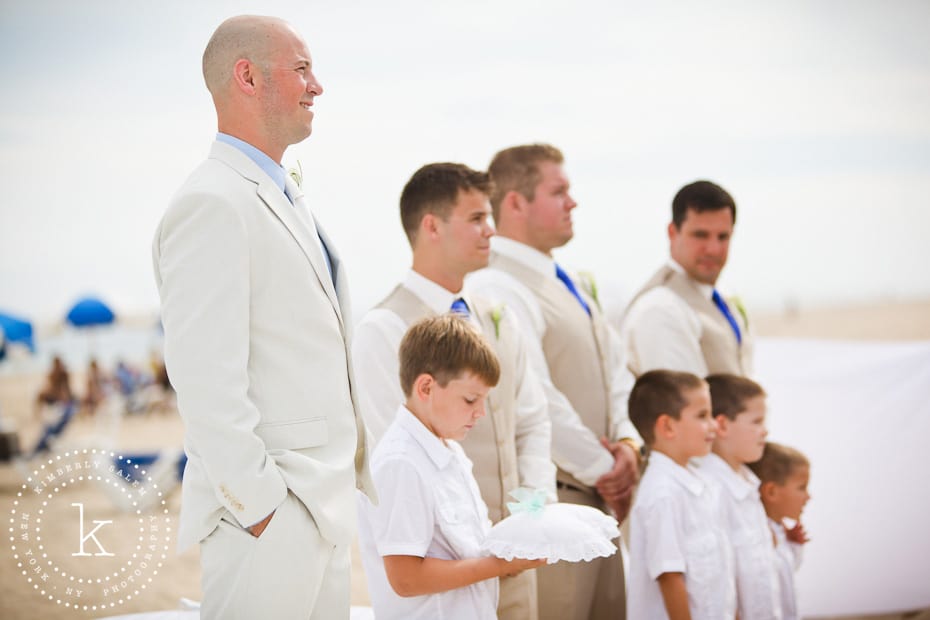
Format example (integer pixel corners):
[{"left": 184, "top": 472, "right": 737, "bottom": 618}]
[
  {"left": 712, "top": 289, "right": 742, "bottom": 344},
  {"left": 450, "top": 298, "right": 470, "bottom": 318},
  {"left": 555, "top": 264, "right": 591, "bottom": 317}
]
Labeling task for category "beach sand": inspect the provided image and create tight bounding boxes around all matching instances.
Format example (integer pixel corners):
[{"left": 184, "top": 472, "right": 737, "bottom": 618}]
[{"left": 1, "top": 300, "right": 928, "bottom": 619}]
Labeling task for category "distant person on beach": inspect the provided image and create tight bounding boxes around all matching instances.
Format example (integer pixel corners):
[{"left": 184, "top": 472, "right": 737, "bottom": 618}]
[
  {"left": 81, "top": 358, "right": 107, "bottom": 415},
  {"left": 152, "top": 15, "right": 374, "bottom": 619},
  {"left": 35, "top": 355, "right": 74, "bottom": 411},
  {"left": 621, "top": 180, "right": 754, "bottom": 377}
]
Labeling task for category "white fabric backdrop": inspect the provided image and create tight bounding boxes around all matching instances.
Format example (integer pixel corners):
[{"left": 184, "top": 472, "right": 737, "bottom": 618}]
[{"left": 755, "top": 338, "right": 930, "bottom": 617}]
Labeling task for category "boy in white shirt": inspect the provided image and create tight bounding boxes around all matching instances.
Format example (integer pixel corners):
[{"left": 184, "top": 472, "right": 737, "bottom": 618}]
[
  {"left": 628, "top": 369, "right": 736, "bottom": 620},
  {"left": 748, "top": 442, "right": 812, "bottom": 620},
  {"left": 357, "top": 315, "right": 546, "bottom": 620},
  {"left": 702, "top": 374, "right": 781, "bottom": 619}
]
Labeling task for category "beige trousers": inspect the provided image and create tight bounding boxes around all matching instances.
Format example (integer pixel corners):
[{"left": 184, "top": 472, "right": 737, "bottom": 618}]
[
  {"left": 499, "top": 567, "right": 539, "bottom": 620},
  {"left": 537, "top": 486, "right": 626, "bottom": 620},
  {"left": 199, "top": 492, "right": 350, "bottom": 620}
]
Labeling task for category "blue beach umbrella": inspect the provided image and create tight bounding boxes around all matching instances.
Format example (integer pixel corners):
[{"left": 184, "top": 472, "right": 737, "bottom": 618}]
[
  {"left": 0, "top": 310, "right": 35, "bottom": 353},
  {"left": 65, "top": 297, "right": 116, "bottom": 328}
]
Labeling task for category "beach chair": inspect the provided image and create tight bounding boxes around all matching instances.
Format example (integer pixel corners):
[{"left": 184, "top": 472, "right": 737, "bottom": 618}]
[{"left": 29, "top": 400, "right": 78, "bottom": 457}]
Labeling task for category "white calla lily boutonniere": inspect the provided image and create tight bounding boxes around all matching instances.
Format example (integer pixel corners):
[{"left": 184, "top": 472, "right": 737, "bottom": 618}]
[
  {"left": 577, "top": 271, "right": 602, "bottom": 312},
  {"left": 489, "top": 304, "right": 505, "bottom": 340},
  {"left": 288, "top": 160, "right": 303, "bottom": 189}
]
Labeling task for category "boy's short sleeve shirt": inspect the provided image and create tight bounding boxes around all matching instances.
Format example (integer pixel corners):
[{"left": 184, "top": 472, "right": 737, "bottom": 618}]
[
  {"left": 357, "top": 406, "right": 498, "bottom": 620},
  {"left": 700, "top": 453, "right": 782, "bottom": 619},
  {"left": 629, "top": 451, "right": 736, "bottom": 620},
  {"left": 770, "top": 518, "right": 803, "bottom": 620}
]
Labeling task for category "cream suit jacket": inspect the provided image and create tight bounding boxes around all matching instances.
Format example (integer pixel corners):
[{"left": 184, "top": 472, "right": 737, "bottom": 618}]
[{"left": 153, "top": 141, "right": 375, "bottom": 551}]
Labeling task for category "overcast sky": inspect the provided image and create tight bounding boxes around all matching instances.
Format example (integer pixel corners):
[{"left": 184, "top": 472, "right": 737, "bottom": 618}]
[{"left": 1, "top": 0, "right": 929, "bottom": 323}]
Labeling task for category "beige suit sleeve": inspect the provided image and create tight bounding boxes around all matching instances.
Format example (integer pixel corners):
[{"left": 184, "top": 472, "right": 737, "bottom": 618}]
[{"left": 154, "top": 192, "right": 287, "bottom": 528}]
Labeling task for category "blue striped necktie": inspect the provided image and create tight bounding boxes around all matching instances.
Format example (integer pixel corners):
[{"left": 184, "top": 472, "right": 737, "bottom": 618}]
[
  {"left": 555, "top": 264, "right": 591, "bottom": 317},
  {"left": 450, "top": 298, "right": 470, "bottom": 318},
  {"left": 712, "top": 289, "right": 742, "bottom": 344}
]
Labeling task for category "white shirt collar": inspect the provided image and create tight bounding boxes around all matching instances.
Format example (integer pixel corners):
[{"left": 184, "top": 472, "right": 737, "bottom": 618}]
[
  {"left": 395, "top": 404, "right": 454, "bottom": 470},
  {"left": 404, "top": 270, "right": 463, "bottom": 315},
  {"left": 491, "top": 236, "right": 556, "bottom": 279},
  {"left": 647, "top": 450, "right": 706, "bottom": 496},
  {"left": 701, "top": 452, "right": 760, "bottom": 500},
  {"left": 668, "top": 258, "right": 714, "bottom": 300}
]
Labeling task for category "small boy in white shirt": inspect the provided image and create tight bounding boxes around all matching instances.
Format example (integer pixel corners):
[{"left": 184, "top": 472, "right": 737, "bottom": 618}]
[
  {"left": 703, "top": 374, "right": 782, "bottom": 619},
  {"left": 357, "top": 315, "right": 545, "bottom": 620},
  {"left": 628, "top": 369, "right": 736, "bottom": 620},
  {"left": 748, "top": 442, "right": 812, "bottom": 620}
]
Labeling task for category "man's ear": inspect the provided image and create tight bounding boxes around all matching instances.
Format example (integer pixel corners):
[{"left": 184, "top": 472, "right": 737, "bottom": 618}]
[
  {"left": 232, "top": 59, "right": 258, "bottom": 95},
  {"left": 667, "top": 221, "right": 678, "bottom": 243},
  {"left": 500, "top": 190, "right": 528, "bottom": 218},
  {"left": 714, "top": 415, "right": 729, "bottom": 437},
  {"left": 420, "top": 213, "right": 441, "bottom": 241}
]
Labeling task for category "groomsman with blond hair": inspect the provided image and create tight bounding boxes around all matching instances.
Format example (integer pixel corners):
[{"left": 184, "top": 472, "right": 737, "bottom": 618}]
[
  {"left": 469, "top": 144, "right": 639, "bottom": 620},
  {"left": 621, "top": 180, "right": 754, "bottom": 377},
  {"left": 352, "top": 162, "right": 556, "bottom": 620}
]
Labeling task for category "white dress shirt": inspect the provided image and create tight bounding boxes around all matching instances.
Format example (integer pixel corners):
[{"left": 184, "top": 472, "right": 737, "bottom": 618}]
[
  {"left": 701, "top": 453, "right": 782, "bottom": 619},
  {"left": 621, "top": 259, "right": 713, "bottom": 377},
  {"left": 628, "top": 451, "right": 736, "bottom": 620},
  {"left": 351, "top": 269, "right": 556, "bottom": 497},
  {"left": 770, "top": 518, "right": 803, "bottom": 620},
  {"left": 357, "top": 405, "right": 498, "bottom": 620},
  {"left": 468, "top": 236, "right": 638, "bottom": 486}
]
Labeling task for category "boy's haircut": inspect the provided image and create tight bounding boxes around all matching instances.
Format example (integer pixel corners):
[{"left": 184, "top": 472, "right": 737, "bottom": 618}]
[
  {"left": 487, "top": 143, "right": 564, "bottom": 221},
  {"left": 399, "top": 162, "right": 491, "bottom": 245},
  {"left": 671, "top": 180, "right": 737, "bottom": 229},
  {"left": 706, "top": 374, "right": 766, "bottom": 421},
  {"left": 628, "top": 369, "right": 705, "bottom": 446},
  {"left": 398, "top": 314, "right": 501, "bottom": 397},
  {"left": 747, "top": 442, "right": 810, "bottom": 485}
]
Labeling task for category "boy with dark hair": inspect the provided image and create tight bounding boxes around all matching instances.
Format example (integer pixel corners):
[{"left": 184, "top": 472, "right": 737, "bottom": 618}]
[
  {"left": 627, "top": 370, "right": 735, "bottom": 620},
  {"left": 703, "top": 374, "right": 781, "bottom": 619},
  {"left": 357, "top": 315, "right": 545, "bottom": 620},
  {"left": 749, "top": 442, "right": 812, "bottom": 620}
]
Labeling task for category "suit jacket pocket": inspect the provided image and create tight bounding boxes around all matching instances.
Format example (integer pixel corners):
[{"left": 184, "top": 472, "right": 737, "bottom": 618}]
[{"left": 255, "top": 417, "right": 329, "bottom": 450}]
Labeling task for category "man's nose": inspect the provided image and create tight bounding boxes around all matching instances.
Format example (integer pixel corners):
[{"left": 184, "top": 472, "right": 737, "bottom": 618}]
[{"left": 307, "top": 72, "right": 323, "bottom": 96}]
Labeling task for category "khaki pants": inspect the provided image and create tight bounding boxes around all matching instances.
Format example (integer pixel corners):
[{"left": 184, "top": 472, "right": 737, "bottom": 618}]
[
  {"left": 200, "top": 492, "right": 349, "bottom": 620},
  {"left": 537, "top": 486, "right": 625, "bottom": 620},
  {"left": 499, "top": 567, "right": 539, "bottom": 620}
]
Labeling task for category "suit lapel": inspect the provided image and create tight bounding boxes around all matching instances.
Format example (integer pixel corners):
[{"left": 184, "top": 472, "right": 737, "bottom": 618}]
[{"left": 210, "top": 142, "right": 344, "bottom": 327}]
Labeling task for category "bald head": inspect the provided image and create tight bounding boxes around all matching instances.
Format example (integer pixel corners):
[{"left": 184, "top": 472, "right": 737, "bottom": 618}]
[{"left": 202, "top": 15, "right": 290, "bottom": 96}]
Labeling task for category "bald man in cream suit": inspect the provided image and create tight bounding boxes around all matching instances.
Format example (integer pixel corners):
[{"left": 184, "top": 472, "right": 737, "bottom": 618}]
[{"left": 152, "top": 16, "right": 374, "bottom": 620}]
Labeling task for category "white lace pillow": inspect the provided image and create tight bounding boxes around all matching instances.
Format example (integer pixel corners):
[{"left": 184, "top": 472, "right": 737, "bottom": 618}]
[{"left": 481, "top": 489, "right": 620, "bottom": 564}]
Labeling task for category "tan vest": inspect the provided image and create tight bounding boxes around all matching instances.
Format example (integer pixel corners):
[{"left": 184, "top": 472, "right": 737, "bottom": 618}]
[
  {"left": 627, "top": 264, "right": 753, "bottom": 376},
  {"left": 377, "top": 285, "right": 521, "bottom": 523},
  {"left": 488, "top": 252, "right": 614, "bottom": 495}
]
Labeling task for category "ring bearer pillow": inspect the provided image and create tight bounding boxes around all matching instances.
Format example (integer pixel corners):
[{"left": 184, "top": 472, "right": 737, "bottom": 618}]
[{"left": 481, "top": 488, "right": 620, "bottom": 564}]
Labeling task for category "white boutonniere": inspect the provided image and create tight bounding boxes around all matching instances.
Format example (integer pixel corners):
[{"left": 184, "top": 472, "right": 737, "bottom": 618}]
[
  {"left": 489, "top": 304, "right": 505, "bottom": 340},
  {"left": 288, "top": 160, "right": 303, "bottom": 188},
  {"left": 577, "top": 271, "right": 602, "bottom": 312}
]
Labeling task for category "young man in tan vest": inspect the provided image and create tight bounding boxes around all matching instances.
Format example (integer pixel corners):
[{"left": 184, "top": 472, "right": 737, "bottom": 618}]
[
  {"left": 621, "top": 180, "right": 754, "bottom": 377},
  {"left": 352, "top": 162, "right": 556, "bottom": 620},
  {"left": 469, "top": 144, "right": 640, "bottom": 620}
]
